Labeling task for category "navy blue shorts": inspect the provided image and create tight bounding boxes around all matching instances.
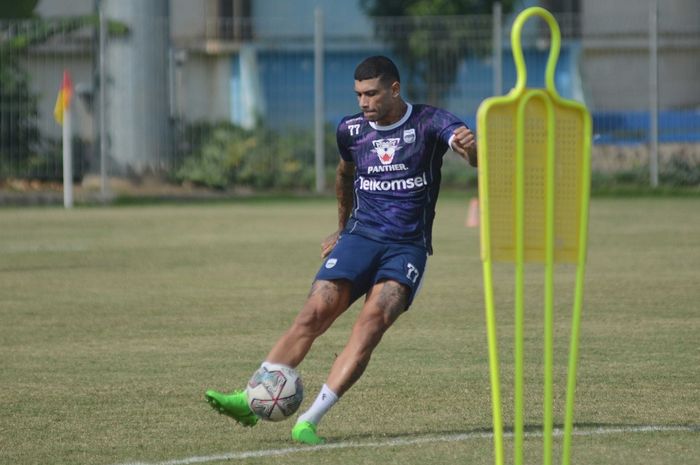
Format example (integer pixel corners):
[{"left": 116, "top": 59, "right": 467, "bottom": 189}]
[{"left": 315, "top": 233, "right": 428, "bottom": 308}]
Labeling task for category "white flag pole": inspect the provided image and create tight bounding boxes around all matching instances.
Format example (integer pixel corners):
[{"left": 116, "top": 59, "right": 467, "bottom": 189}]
[{"left": 62, "top": 104, "right": 73, "bottom": 209}]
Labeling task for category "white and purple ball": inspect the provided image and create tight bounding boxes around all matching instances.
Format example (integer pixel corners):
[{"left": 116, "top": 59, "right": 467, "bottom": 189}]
[{"left": 246, "top": 364, "right": 303, "bottom": 421}]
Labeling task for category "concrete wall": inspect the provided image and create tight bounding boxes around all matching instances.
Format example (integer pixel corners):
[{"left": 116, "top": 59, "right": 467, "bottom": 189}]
[
  {"left": 102, "top": 0, "right": 172, "bottom": 174},
  {"left": 252, "top": 0, "right": 373, "bottom": 40},
  {"left": 35, "top": 0, "right": 93, "bottom": 17},
  {"left": 581, "top": 0, "right": 700, "bottom": 111},
  {"left": 174, "top": 52, "right": 231, "bottom": 121},
  {"left": 170, "top": 0, "right": 215, "bottom": 42}
]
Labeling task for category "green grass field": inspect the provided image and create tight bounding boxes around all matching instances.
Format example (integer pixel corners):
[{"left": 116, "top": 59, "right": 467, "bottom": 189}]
[{"left": 1, "top": 195, "right": 698, "bottom": 465}]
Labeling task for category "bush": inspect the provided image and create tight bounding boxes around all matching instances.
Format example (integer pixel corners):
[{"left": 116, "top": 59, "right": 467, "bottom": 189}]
[
  {"left": 0, "top": 61, "right": 40, "bottom": 177},
  {"left": 440, "top": 152, "right": 478, "bottom": 189},
  {"left": 174, "top": 122, "right": 320, "bottom": 190},
  {"left": 591, "top": 143, "right": 700, "bottom": 189},
  {"left": 174, "top": 121, "right": 475, "bottom": 192},
  {"left": 174, "top": 122, "right": 347, "bottom": 191},
  {"left": 661, "top": 156, "right": 700, "bottom": 186}
]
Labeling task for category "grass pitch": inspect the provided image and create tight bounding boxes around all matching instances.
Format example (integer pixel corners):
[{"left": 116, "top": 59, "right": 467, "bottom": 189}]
[{"left": 0, "top": 195, "right": 698, "bottom": 464}]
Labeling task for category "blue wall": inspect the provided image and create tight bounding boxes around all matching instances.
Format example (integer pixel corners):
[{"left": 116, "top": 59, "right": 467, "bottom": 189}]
[
  {"left": 232, "top": 45, "right": 700, "bottom": 144},
  {"left": 240, "top": 45, "right": 582, "bottom": 130}
]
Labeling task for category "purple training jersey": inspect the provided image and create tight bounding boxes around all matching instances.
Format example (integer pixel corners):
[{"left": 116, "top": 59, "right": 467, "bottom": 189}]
[{"left": 337, "top": 103, "right": 466, "bottom": 254}]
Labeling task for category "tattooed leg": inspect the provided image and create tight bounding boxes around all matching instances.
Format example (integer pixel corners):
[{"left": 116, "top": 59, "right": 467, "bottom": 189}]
[
  {"left": 326, "top": 280, "right": 410, "bottom": 397},
  {"left": 265, "top": 280, "right": 351, "bottom": 368}
]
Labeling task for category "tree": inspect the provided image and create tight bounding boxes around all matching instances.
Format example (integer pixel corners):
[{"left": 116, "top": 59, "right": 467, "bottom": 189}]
[
  {"left": 359, "top": 0, "right": 516, "bottom": 105},
  {"left": 0, "top": 0, "right": 40, "bottom": 177},
  {"left": 0, "top": 0, "right": 39, "bottom": 20}
]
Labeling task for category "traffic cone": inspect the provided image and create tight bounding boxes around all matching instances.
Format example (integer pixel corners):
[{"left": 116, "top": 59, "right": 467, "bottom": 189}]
[{"left": 466, "top": 197, "right": 479, "bottom": 228}]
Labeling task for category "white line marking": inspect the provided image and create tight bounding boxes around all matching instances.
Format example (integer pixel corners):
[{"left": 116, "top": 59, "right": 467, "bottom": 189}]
[{"left": 114, "top": 425, "right": 698, "bottom": 465}]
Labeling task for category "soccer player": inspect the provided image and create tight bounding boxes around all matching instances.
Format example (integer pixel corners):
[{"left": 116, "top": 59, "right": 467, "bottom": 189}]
[{"left": 205, "top": 55, "right": 477, "bottom": 445}]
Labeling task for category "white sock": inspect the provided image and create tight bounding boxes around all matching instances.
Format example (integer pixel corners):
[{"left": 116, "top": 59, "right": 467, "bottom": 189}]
[
  {"left": 296, "top": 384, "right": 338, "bottom": 426},
  {"left": 262, "top": 360, "right": 299, "bottom": 372},
  {"left": 261, "top": 361, "right": 284, "bottom": 371}
]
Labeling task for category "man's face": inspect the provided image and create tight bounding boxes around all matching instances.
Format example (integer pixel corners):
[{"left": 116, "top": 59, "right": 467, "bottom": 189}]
[{"left": 354, "top": 77, "right": 399, "bottom": 125}]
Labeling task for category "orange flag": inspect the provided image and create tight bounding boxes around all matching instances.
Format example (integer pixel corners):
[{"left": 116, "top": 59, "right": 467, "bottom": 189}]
[{"left": 53, "top": 70, "right": 73, "bottom": 125}]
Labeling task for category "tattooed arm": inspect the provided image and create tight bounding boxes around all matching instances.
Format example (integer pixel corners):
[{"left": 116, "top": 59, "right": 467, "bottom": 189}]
[{"left": 321, "top": 159, "right": 355, "bottom": 258}]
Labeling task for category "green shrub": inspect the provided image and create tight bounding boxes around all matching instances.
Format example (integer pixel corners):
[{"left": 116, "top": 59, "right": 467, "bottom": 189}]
[
  {"left": 175, "top": 122, "right": 321, "bottom": 190},
  {"left": 660, "top": 157, "right": 700, "bottom": 186},
  {"left": 174, "top": 121, "right": 480, "bottom": 192}
]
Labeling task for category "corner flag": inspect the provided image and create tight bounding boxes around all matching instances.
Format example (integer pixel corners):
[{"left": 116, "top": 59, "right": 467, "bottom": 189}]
[
  {"left": 54, "top": 70, "right": 75, "bottom": 208},
  {"left": 53, "top": 70, "right": 73, "bottom": 125}
]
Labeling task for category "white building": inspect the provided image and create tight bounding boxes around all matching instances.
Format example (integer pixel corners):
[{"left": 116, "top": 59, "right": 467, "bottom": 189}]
[{"left": 26, "top": 0, "right": 700, "bottom": 174}]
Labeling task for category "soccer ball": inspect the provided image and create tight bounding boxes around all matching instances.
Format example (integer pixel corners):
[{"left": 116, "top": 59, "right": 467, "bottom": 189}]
[{"left": 246, "top": 364, "right": 304, "bottom": 422}]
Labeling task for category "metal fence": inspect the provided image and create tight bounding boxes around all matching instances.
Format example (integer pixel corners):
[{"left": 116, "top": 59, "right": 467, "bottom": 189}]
[{"left": 0, "top": 5, "right": 698, "bottom": 202}]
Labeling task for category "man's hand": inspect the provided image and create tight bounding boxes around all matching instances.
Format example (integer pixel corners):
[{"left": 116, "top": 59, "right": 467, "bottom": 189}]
[
  {"left": 451, "top": 126, "right": 478, "bottom": 167},
  {"left": 321, "top": 230, "right": 341, "bottom": 258}
]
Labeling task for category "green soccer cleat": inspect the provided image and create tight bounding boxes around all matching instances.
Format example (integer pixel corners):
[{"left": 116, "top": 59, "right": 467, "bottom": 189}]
[
  {"left": 291, "top": 420, "right": 325, "bottom": 445},
  {"left": 205, "top": 389, "right": 259, "bottom": 427}
]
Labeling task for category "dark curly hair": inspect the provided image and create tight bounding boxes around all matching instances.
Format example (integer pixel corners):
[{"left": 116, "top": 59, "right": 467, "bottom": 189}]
[{"left": 354, "top": 55, "right": 401, "bottom": 86}]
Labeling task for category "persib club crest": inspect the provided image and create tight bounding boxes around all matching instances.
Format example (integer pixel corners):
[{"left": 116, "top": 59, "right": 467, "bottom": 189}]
[{"left": 372, "top": 138, "right": 401, "bottom": 165}]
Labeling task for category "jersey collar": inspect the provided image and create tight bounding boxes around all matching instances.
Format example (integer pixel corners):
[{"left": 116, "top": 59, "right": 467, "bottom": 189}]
[{"left": 368, "top": 103, "right": 413, "bottom": 132}]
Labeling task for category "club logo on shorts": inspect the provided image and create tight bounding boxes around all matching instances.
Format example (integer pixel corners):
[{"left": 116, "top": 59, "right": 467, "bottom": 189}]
[
  {"left": 372, "top": 138, "right": 401, "bottom": 165},
  {"left": 403, "top": 128, "right": 416, "bottom": 144},
  {"left": 325, "top": 258, "right": 337, "bottom": 269},
  {"left": 406, "top": 263, "right": 420, "bottom": 283}
]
